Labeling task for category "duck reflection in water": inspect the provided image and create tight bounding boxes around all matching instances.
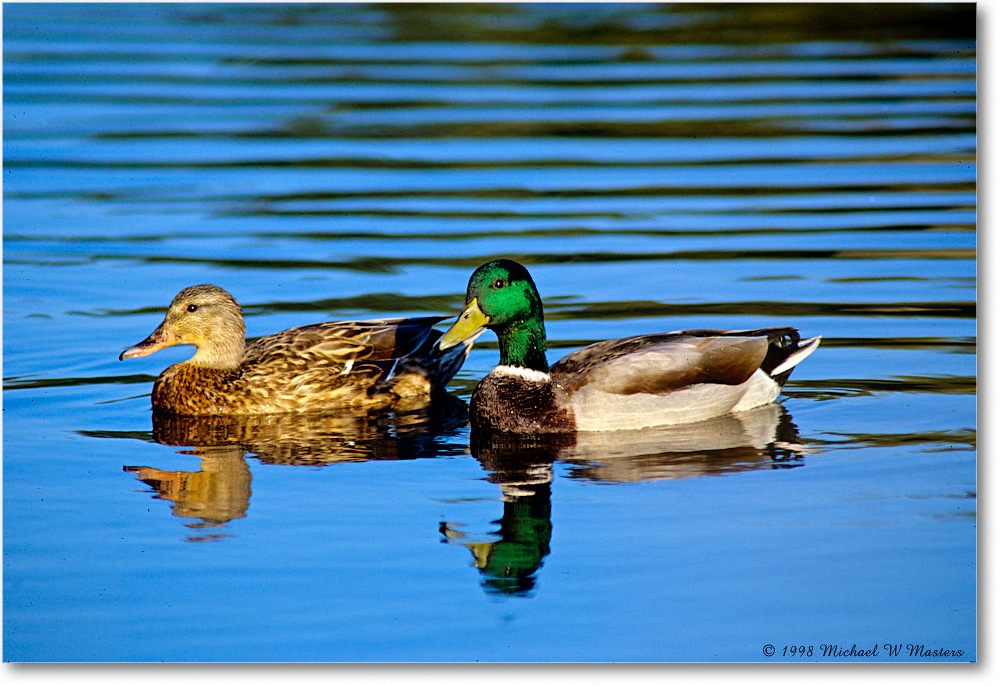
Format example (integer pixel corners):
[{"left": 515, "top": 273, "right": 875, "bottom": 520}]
[
  {"left": 123, "top": 396, "right": 468, "bottom": 538},
  {"left": 125, "top": 445, "right": 250, "bottom": 541},
  {"left": 442, "top": 402, "right": 808, "bottom": 596},
  {"left": 442, "top": 433, "right": 566, "bottom": 597},
  {"left": 560, "top": 402, "right": 808, "bottom": 482}
]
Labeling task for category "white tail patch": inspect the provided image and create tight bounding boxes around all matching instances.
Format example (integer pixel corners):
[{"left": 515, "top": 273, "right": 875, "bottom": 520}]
[
  {"left": 493, "top": 365, "right": 552, "bottom": 384},
  {"left": 729, "top": 369, "right": 782, "bottom": 413},
  {"left": 771, "top": 336, "right": 821, "bottom": 377}
]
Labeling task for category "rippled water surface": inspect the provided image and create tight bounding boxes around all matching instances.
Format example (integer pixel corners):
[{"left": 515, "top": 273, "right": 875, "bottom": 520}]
[{"left": 3, "top": 3, "right": 976, "bottom": 662}]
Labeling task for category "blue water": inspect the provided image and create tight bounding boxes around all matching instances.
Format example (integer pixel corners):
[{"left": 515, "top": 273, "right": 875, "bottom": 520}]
[{"left": 3, "top": 3, "right": 975, "bottom": 662}]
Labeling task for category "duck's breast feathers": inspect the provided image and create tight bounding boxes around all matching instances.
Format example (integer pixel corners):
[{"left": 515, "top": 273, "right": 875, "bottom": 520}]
[
  {"left": 552, "top": 331, "right": 770, "bottom": 396},
  {"left": 471, "top": 366, "right": 575, "bottom": 433}
]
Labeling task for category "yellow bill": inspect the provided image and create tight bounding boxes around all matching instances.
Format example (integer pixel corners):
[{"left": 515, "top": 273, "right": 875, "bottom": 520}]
[{"left": 437, "top": 297, "right": 489, "bottom": 350}]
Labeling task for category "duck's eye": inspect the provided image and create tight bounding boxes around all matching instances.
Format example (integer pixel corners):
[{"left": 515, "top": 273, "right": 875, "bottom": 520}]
[
  {"left": 187, "top": 304, "right": 199, "bottom": 313},
  {"left": 492, "top": 278, "right": 507, "bottom": 289}
]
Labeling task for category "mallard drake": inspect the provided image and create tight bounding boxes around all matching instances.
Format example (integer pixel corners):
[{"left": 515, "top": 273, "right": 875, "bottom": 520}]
[
  {"left": 437, "top": 259, "right": 820, "bottom": 433},
  {"left": 120, "top": 284, "right": 477, "bottom": 415}
]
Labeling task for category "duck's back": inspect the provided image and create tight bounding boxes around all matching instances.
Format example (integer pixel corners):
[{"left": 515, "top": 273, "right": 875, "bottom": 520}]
[{"left": 552, "top": 332, "right": 768, "bottom": 395}]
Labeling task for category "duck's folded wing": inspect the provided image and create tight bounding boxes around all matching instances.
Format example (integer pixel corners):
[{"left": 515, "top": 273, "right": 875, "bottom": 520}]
[
  {"left": 244, "top": 316, "right": 450, "bottom": 367},
  {"left": 351, "top": 316, "right": 452, "bottom": 361},
  {"left": 552, "top": 333, "right": 769, "bottom": 396}
]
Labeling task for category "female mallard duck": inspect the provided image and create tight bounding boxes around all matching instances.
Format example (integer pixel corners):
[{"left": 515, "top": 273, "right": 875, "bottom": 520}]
[
  {"left": 120, "top": 284, "right": 477, "bottom": 415},
  {"left": 437, "top": 260, "right": 820, "bottom": 433}
]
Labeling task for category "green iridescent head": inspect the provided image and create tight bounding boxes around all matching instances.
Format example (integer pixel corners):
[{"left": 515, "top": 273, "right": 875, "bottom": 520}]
[{"left": 439, "top": 260, "right": 549, "bottom": 371}]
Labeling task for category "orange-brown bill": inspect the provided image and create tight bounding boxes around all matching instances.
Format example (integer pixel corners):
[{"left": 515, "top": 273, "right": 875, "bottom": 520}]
[{"left": 119, "top": 323, "right": 179, "bottom": 360}]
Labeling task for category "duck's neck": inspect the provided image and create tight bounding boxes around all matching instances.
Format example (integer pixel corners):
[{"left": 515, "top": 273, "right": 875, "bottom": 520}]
[
  {"left": 188, "top": 335, "right": 245, "bottom": 370},
  {"left": 497, "top": 317, "right": 549, "bottom": 373}
]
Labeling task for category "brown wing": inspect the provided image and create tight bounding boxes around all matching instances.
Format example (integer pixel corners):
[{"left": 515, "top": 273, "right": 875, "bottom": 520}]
[
  {"left": 243, "top": 316, "right": 449, "bottom": 367},
  {"left": 551, "top": 332, "right": 769, "bottom": 396},
  {"left": 236, "top": 316, "right": 450, "bottom": 403}
]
